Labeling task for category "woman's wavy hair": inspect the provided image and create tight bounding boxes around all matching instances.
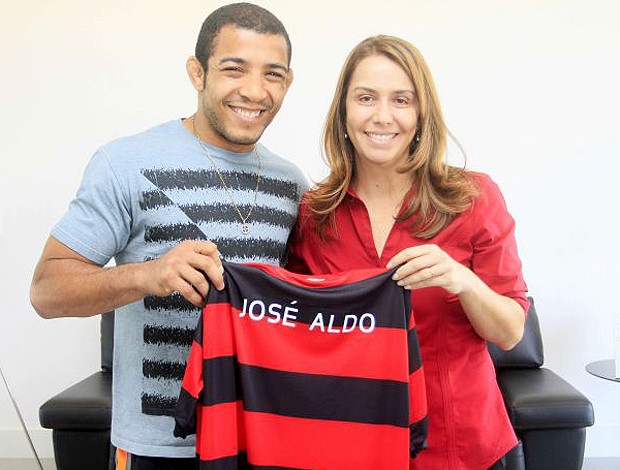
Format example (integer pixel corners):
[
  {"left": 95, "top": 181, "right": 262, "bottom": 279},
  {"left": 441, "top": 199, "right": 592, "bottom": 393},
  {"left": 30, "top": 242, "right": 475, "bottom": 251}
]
[{"left": 306, "top": 35, "right": 478, "bottom": 240}]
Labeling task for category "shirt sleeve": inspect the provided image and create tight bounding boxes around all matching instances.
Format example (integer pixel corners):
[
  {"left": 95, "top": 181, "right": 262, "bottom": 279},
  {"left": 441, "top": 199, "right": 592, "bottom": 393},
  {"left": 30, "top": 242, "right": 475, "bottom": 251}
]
[
  {"left": 470, "top": 174, "right": 529, "bottom": 313},
  {"left": 51, "top": 148, "right": 131, "bottom": 265},
  {"left": 173, "top": 314, "right": 205, "bottom": 438}
]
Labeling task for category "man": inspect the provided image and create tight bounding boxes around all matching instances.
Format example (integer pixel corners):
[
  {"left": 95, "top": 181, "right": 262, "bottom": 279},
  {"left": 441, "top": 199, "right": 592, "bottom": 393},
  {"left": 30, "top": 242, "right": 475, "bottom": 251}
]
[{"left": 30, "top": 3, "right": 307, "bottom": 468}]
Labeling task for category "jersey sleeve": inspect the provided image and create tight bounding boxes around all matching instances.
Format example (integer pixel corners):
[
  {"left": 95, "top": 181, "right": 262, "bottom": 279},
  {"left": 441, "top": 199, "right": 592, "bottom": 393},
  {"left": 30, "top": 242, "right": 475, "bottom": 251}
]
[
  {"left": 51, "top": 148, "right": 131, "bottom": 265},
  {"left": 407, "top": 304, "right": 428, "bottom": 458},
  {"left": 470, "top": 174, "right": 529, "bottom": 313},
  {"left": 173, "top": 314, "right": 204, "bottom": 439}
]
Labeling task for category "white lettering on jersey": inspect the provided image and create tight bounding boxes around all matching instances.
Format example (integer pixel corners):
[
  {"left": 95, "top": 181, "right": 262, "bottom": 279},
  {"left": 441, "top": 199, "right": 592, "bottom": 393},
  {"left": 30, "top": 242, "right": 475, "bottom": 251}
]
[{"left": 241, "top": 297, "right": 376, "bottom": 334}]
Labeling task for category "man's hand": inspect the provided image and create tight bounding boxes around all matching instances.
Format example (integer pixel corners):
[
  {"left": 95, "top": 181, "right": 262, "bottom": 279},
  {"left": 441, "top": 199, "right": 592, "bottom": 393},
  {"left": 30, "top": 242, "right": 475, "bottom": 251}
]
[
  {"left": 30, "top": 237, "right": 226, "bottom": 318},
  {"left": 143, "top": 240, "right": 224, "bottom": 307}
]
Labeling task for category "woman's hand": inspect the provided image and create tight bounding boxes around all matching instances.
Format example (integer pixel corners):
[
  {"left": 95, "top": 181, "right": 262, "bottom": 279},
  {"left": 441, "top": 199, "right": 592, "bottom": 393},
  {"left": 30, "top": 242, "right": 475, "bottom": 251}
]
[
  {"left": 387, "top": 244, "right": 525, "bottom": 349},
  {"left": 386, "top": 244, "right": 476, "bottom": 294}
]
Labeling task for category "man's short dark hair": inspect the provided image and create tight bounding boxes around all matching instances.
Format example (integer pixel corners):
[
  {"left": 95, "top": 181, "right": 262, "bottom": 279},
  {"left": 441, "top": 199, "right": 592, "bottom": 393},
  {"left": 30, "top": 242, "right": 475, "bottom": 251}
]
[{"left": 195, "top": 2, "right": 292, "bottom": 70}]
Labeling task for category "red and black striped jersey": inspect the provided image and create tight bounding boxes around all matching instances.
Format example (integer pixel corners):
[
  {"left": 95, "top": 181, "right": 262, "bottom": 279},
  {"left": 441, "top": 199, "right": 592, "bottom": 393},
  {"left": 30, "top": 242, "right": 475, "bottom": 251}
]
[{"left": 174, "top": 262, "right": 427, "bottom": 469}]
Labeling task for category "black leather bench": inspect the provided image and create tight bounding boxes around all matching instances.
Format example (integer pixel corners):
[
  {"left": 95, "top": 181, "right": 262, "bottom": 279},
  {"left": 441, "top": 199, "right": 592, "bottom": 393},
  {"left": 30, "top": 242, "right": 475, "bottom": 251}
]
[{"left": 40, "top": 299, "right": 595, "bottom": 470}]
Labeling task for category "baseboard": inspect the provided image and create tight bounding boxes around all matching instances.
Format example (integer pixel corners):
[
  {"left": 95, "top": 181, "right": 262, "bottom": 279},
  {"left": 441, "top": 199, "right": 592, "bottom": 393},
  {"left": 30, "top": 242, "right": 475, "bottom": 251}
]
[
  {"left": 1, "top": 425, "right": 616, "bottom": 460},
  {"left": 583, "top": 457, "right": 620, "bottom": 470},
  {"left": 585, "top": 423, "right": 620, "bottom": 458},
  {"left": 0, "top": 429, "right": 54, "bottom": 458}
]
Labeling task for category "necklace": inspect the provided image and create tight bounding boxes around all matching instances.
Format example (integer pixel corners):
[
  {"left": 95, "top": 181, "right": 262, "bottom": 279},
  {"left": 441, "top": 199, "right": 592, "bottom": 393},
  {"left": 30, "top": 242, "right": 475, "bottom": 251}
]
[{"left": 191, "top": 115, "right": 261, "bottom": 235}]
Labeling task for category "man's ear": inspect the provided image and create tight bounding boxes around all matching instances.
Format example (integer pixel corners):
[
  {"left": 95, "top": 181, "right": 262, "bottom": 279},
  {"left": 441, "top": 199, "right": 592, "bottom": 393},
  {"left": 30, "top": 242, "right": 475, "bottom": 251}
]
[
  {"left": 186, "top": 56, "right": 205, "bottom": 91},
  {"left": 285, "top": 68, "right": 294, "bottom": 90}
]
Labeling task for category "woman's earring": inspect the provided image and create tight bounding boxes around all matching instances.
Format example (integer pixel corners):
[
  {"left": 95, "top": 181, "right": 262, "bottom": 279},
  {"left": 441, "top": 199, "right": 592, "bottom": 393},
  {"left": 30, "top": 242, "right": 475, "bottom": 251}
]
[
  {"left": 409, "top": 133, "right": 421, "bottom": 156},
  {"left": 344, "top": 131, "right": 349, "bottom": 139}
]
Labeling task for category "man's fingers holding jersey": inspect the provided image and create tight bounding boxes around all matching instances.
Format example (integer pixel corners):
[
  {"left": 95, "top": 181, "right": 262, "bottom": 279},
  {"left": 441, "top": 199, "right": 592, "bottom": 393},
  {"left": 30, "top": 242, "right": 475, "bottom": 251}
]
[
  {"left": 158, "top": 265, "right": 208, "bottom": 308},
  {"left": 189, "top": 240, "right": 224, "bottom": 290},
  {"left": 145, "top": 240, "right": 222, "bottom": 297},
  {"left": 176, "top": 278, "right": 207, "bottom": 308},
  {"left": 192, "top": 240, "right": 220, "bottom": 256},
  {"left": 196, "top": 257, "right": 225, "bottom": 292},
  {"left": 190, "top": 240, "right": 222, "bottom": 266},
  {"left": 179, "top": 262, "right": 211, "bottom": 299},
  {"left": 176, "top": 240, "right": 221, "bottom": 261},
  {"left": 170, "top": 240, "right": 224, "bottom": 291}
]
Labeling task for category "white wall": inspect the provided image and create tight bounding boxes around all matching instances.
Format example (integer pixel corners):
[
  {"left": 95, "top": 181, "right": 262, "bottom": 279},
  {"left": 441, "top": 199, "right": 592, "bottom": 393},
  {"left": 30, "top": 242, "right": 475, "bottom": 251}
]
[{"left": 1, "top": 0, "right": 618, "bottom": 459}]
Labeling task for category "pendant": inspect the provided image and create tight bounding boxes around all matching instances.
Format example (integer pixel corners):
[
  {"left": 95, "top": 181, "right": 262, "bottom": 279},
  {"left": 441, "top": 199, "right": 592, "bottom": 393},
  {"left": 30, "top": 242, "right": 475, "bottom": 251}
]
[{"left": 241, "top": 223, "right": 250, "bottom": 235}]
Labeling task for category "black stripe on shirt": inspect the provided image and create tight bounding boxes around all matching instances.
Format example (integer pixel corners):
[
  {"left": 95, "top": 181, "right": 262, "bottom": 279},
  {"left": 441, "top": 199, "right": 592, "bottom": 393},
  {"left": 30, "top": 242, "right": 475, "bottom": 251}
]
[
  {"left": 141, "top": 169, "right": 300, "bottom": 201},
  {"left": 259, "top": 176, "right": 301, "bottom": 201},
  {"left": 143, "top": 325, "right": 195, "bottom": 347},
  {"left": 145, "top": 222, "right": 207, "bottom": 243},
  {"left": 193, "top": 318, "right": 203, "bottom": 346},
  {"left": 139, "top": 189, "right": 173, "bottom": 211},
  {"left": 408, "top": 326, "right": 422, "bottom": 373},
  {"left": 141, "top": 235, "right": 285, "bottom": 263},
  {"left": 140, "top": 193, "right": 298, "bottom": 230},
  {"left": 143, "top": 225, "right": 287, "bottom": 262},
  {"left": 197, "top": 452, "right": 296, "bottom": 470},
  {"left": 180, "top": 204, "right": 296, "bottom": 229},
  {"left": 213, "top": 238, "right": 285, "bottom": 262},
  {"left": 410, "top": 416, "right": 429, "bottom": 458},
  {"left": 143, "top": 359, "right": 186, "bottom": 381},
  {"left": 142, "top": 168, "right": 241, "bottom": 192},
  {"left": 142, "top": 393, "right": 177, "bottom": 417},
  {"left": 202, "top": 357, "right": 409, "bottom": 427},
  {"left": 143, "top": 292, "right": 201, "bottom": 314}
]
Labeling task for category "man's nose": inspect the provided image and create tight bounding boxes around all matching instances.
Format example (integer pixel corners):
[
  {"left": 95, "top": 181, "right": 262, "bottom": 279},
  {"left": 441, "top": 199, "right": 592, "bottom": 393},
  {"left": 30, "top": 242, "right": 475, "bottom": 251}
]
[{"left": 238, "top": 73, "right": 269, "bottom": 103}]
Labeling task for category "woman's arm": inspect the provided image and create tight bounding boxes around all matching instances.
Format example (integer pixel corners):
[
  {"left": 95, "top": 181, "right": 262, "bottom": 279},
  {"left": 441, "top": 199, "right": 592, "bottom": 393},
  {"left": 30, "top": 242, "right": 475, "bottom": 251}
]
[{"left": 387, "top": 244, "right": 525, "bottom": 350}]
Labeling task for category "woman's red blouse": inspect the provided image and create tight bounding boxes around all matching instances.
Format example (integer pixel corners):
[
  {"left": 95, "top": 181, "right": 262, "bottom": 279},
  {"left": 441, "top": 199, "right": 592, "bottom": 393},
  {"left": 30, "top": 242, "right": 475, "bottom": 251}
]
[{"left": 287, "top": 172, "right": 529, "bottom": 470}]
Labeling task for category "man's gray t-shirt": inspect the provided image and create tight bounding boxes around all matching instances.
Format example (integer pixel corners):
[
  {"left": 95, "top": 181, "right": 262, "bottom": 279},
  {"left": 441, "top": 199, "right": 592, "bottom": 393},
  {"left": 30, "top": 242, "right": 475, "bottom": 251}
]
[{"left": 52, "top": 120, "right": 308, "bottom": 457}]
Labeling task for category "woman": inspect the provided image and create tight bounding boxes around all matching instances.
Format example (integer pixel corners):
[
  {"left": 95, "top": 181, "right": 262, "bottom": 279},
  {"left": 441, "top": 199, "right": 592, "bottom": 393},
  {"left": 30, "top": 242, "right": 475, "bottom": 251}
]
[{"left": 287, "top": 35, "right": 529, "bottom": 470}]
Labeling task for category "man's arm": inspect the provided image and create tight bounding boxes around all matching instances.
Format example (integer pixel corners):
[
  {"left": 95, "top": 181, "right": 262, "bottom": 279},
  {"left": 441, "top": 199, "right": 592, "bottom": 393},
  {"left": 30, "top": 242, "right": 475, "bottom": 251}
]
[{"left": 30, "top": 236, "right": 225, "bottom": 318}]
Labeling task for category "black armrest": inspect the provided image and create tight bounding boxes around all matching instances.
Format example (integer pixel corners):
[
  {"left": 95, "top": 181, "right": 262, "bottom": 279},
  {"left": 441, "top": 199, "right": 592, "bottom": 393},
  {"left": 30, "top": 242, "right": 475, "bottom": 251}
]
[
  {"left": 39, "top": 371, "right": 112, "bottom": 430},
  {"left": 496, "top": 368, "right": 594, "bottom": 430},
  {"left": 489, "top": 297, "right": 544, "bottom": 370}
]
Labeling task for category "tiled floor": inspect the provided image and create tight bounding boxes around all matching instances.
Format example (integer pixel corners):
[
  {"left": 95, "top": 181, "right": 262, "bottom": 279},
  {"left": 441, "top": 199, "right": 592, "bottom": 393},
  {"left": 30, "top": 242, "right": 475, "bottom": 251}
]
[
  {"left": 0, "top": 459, "right": 55, "bottom": 470},
  {"left": 584, "top": 458, "right": 620, "bottom": 469},
  {"left": 0, "top": 457, "right": 618, "bottom": 469}
]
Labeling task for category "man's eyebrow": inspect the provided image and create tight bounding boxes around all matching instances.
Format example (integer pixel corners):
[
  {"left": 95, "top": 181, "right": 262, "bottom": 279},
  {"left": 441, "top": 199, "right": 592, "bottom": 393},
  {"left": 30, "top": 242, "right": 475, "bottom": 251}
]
[
  {"left": 218, "top": 56, "right": 289, "bottom": 72},
  {"left": 218, "top": 57, "right": 246, "bottom": 66}
]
